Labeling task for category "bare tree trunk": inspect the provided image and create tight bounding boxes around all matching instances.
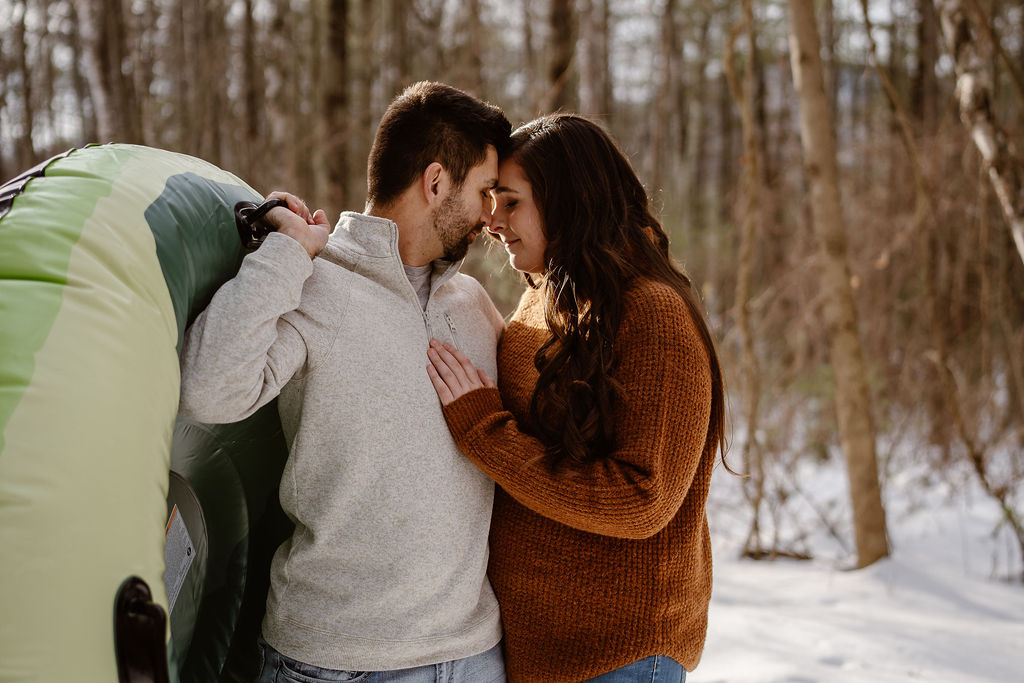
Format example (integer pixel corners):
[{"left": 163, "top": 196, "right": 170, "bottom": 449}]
[
  {"left": 40, "top": 7, "right": 57, "bottom": 150},
  {"left": 14, "top": 0, "right": 36, "bottom": 167},
  {"left": 522, "top": 0, "right": 539, "bottom": 115},
  {"left": 198, "top": 0, "right": 227, "bottom": 162},
  {"left": 388, "top": 0, "right": 411, "bottom": 95},
  {"left": 578, "top": 0, "right": 610, "bottom": 119},
  {"left": 823, "top": 0, "right": 839, "bottom": 118},
  {"left": 242, "top": 0, "right": 264, "bottom": 177},
  {"left": 309, "top": 1, "right": 326, "bottom": 201},
  {"left": 354, "top": 0, "right": 376, "bottom": 208},
  {"left": 130, "top": 0, "right": 158, "bottom": 145},
  {"left": 935, "top": 0, "right": 1024, "bottom": 267},
  {"left": 650, "top": 0, "right": 676, "bottom": 195},
  {"left": 545, "top": 0, "right": 576, "bottom": 112},
  {"left": 464, "top": 0, "right": 485, "bottom": 96},
  {"left": 67, "top": 1, "right": 98, "bottom": 143},
  {"left": 325, "top": 0, "right": 349, "bottom": 216},
  {"left": 688, "top": 13, "right": 711, "bottom": 230},
  {"left": 913, "top": 0, "right": 940, "bottom": 133},
  {"left": 72, "top": 0, "right": 109, "bottom": 142},
  {"left": 173, "top": 0, "right": 193, "bottom": 153},
  {"left": 0, "top": 64, "right": 8, "bottom": 180},
  {"left": 74, "top": 0, "right": 144, "bottom": 144},
  {"left": 107, "top": 0, "right": 143, "bottom": 143},
  {"left": 788, "top": 0, "right": 890, "bottom": 569},
  {"left": 726, "top": 0, "right": 766, "bottom": 560},
  {"left": 418, "top": 1, "right": 446, "bottom": 78},
  {"left": 599, "top": 0, "right": 613, "bottom": 120},
  {"left": 716, "top": 72, "right": 736, "bottom": 225}
]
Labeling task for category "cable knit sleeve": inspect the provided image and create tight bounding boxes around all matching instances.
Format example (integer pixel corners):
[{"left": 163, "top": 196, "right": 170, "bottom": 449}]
[{"left": 442, "top": 282, "right": 713, "bottom": 539}]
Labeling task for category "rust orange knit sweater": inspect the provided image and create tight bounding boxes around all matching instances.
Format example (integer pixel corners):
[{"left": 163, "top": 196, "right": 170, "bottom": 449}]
[{"left": 442, "top": 278, "right": 716, "bottom": 682}]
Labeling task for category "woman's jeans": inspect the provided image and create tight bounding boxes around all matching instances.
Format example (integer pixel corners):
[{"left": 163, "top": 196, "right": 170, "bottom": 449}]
[
  {"left": 255, "top": 636, "right": 506, "bottom": 683},
  {"left": 585, "top": 655, "right": 686, "bottom": 683}
]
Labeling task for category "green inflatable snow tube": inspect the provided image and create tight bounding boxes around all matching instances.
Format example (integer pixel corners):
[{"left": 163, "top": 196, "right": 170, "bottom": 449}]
[{"left": 0, "top": 144, "right": 291, "bottom": 682}]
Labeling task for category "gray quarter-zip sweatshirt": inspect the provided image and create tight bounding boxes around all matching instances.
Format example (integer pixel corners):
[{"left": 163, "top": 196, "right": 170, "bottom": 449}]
[{"left": 178, "top": 212, "right": 504, "bottom": 670}]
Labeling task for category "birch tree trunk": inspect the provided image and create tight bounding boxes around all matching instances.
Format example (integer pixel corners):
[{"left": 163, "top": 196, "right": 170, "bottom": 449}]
[
  {"left": 935, "top": 0, "right": 1024, "bottom": 268},
  {"left": 787, "top": 0, "right": 890, "bottom": 569}
]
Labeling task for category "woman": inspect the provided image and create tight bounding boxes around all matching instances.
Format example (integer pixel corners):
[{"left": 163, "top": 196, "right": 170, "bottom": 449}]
[{"left": 426, "top": 114, "right": 727, "bottom": 683}]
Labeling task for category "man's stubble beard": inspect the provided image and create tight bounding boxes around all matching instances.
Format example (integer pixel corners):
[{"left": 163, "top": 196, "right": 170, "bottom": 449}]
[{"left": 432, "top": 191, "right": 483, "bottom": 262}]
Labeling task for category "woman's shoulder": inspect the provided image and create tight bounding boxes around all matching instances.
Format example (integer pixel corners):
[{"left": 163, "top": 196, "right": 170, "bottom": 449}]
[
  {"left": 510, "top": 283, "right": 546, "bottom": 323},
  {"left": 621, "top": 277, "right": 690, "bottom": 323},
  {"left": 619, "top": 278, "right": 706, "bottom": 353}
]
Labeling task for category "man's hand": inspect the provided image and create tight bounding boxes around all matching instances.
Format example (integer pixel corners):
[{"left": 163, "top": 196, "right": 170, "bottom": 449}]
[
  {"left": 426, "top": 339, "right": 495, "bottom": 406},
  {"left": 264, "top": 190, "right": 330, "bottom": 259}
]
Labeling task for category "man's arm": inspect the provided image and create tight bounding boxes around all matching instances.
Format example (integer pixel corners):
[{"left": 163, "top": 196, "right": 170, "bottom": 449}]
[{"left": 178, "top": 192, "right": 330, "bottom": 423}]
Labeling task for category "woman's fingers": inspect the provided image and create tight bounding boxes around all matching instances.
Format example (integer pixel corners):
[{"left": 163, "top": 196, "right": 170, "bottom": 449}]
[
  {"left": 441, "top": 342, "right": 483, "bottom": 383},
  {"left": 426, "top": 340, "right": 493, "bottom": 404},
  {"left": 426, "top": 363, "right": 455, "bottom": 405},
  {"left": 429, "top": 340, "right": 475, "bottom": 387}
]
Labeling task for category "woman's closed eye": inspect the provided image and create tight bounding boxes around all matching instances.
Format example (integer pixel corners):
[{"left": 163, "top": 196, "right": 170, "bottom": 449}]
[{"left": 504, "top": 200, "right": 518, "bottom": 210}]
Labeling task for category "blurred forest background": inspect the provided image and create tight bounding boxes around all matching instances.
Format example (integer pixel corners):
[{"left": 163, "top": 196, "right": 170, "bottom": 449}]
[{"left": 0, "top": 0, "right": 1022, "bottom": 574}]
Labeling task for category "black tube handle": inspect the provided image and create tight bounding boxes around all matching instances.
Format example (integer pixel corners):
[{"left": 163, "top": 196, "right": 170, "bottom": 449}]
[
  {"left": 234, "top": 198, "right": 288, "bottom": 251},
  {"left": 114, "top": 576, "right": 170, "bottom": 683}
]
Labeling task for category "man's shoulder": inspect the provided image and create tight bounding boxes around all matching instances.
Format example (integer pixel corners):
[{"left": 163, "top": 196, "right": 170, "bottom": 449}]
[
  {"left": 444, "top": 272, "right": 504, "bottom": 335},
  {"left": 446, "top": 272, "right": 496, "bottom": 309}
]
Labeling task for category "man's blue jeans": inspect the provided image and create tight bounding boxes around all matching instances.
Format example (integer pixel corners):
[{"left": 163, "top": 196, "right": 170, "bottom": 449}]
[
  {"left": 255, "top": 636, "right": 506, "bottom": 683},
  {"left": 585, "top": 655, "right": 686, "bottom": 683}
]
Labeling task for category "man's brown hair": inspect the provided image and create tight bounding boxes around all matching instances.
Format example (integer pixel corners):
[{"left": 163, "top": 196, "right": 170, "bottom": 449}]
[{"left": 367, "top": 82, "right": 511, "bottom": 208}]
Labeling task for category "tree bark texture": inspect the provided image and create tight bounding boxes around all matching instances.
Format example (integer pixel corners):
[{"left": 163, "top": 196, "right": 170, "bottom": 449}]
[
  {"left": 935, "top": 0, "right": 1024, "bottom": 268},
  {"left": 788, "top": 0, "right": 890, "bottom": 569}
]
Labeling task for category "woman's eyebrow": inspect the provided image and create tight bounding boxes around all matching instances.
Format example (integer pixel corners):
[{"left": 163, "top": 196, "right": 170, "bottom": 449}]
[{"left": 493, "top": 186, "right": 518, "bottom": 195}]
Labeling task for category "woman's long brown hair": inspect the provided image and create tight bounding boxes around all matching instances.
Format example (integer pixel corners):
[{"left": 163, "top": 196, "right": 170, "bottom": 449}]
[{"left": 505, "top": 113, "right": 727, "bottom": 468}]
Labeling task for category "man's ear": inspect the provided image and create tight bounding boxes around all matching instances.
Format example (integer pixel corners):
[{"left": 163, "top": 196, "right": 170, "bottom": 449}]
[{"left": 421, "top": 162, "right": 448, "bottom": 206}]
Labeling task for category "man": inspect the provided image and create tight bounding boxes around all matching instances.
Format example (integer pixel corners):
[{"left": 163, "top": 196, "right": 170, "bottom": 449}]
[{"left": 179, "top": 82, "right": 511, "bottom": 682}]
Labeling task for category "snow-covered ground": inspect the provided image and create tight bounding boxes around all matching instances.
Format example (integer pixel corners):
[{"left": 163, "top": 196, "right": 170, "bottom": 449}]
[{"left": 695, "top": 454, "right": 1024, "bottom": 682}]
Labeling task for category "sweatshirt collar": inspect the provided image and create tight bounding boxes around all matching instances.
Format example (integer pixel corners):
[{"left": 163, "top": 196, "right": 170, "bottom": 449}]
[{"left": 323, "top": 211, "right": 464, "bottom": 296}]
